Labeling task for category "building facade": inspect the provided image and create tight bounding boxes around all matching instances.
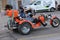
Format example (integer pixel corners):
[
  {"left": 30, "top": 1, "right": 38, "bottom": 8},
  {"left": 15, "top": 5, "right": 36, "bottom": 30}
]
[
  {"left": 7, "top": 0, "right": 34, "bottom": 9},
  {"left": 0, "top": 0, "right": 7, "bottom": 12},
  {"left": 0, "top": 0, "right": 34, "bottom": 11},
  {"left": 7, "top": 0, "right": 18, "bottom": 9},
  {"left": 0, "top": 0, "right": 2, "bottom": 11}
]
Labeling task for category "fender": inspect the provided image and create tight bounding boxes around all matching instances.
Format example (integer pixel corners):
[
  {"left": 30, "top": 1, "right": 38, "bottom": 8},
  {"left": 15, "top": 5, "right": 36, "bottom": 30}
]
[
  {"left": 50, "top": 16, "right": 57, "bottom": 25},
  {"left": 18, "top": 19, "right": 29, "bottom": 24},
  {"left": 15, "top": 18, "right": 41, "bottom": 29},
  {"left": 18, "top": 19, "right": 35, "bottom": 28},
  {"left": 18, "top": 19, "right": 41, "bottom": 29},
  {"left": 51, "top": 16, "right": 57, "bottom": 19},
  {"left": 15, "top": 18, "right": 30, "bottom": 24}
]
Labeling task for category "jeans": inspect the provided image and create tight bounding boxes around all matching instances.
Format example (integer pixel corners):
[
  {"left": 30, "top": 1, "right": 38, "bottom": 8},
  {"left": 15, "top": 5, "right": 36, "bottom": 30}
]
[{"left": 7, "top": 17, "right": 12, "bottom": 27}]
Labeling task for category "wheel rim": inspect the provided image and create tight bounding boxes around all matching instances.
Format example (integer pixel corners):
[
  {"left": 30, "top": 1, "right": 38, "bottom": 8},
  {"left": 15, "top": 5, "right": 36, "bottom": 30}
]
[
  {"left": 21, "top": 26, "right": 30, "bottom": 34},
  {"left": 53, "top": 19, "right": 59, "bottom": 26}
]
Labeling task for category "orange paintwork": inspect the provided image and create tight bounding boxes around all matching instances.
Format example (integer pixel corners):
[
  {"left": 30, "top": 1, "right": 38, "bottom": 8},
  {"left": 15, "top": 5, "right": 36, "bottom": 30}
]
[
  {"left": 50, "top": 16, "right": 56, "bottom": 25},
  {"left": 18, "top": 19, "right": 41, "bottom": 28},
  {"left": 15, "top": 18, "right": 20, "bottom": 23},
  {"left": 15, "top": 15, "right": 45, "bottom": 29},
  {"left": 52, "top": 16, "right": 56, "bottom": 19},
  {"left": 38, "top": 15, "right": 45, "bottom": 22},
  {"left": 6, "top": 10, "right": 18, "bottom": 17}
]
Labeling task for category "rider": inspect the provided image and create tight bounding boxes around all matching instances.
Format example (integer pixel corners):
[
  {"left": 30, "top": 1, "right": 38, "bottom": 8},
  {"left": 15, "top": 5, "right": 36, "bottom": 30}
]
[
  {"left": 25, "top": 9, "right": 47, "bottom": 26},
  {"left": 24, "top": 9, "right": 34, "bottom": 21}
]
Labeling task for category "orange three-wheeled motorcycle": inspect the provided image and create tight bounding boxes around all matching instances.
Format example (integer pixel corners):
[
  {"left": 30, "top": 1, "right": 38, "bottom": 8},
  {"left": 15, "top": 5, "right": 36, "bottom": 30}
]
[{"left": 6, "top": 13, "right": 60, "bottom": 35}]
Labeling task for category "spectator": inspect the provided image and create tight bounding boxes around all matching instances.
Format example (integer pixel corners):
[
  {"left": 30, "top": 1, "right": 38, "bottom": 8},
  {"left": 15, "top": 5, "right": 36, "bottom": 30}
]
[{"left": 5, "top": 4, "right": 18, "bottom": 27}]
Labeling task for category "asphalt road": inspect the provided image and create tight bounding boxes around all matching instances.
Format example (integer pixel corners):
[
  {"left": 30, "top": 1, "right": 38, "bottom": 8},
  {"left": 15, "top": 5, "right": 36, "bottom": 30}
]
[{"left": 0, "top": 11, "right": 60, "bottom": 40}]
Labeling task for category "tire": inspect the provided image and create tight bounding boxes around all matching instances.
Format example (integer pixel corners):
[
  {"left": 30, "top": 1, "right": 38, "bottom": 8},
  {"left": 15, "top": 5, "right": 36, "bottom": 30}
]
[
  {"left": 51, "top": 18, "right": 60, "bottom": 28},
  {"left": 18, "top": 22, "right": 32, "bottom": 35},
  {"left": 50, "top": 8, "right": 55, "bottom": 12}
]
